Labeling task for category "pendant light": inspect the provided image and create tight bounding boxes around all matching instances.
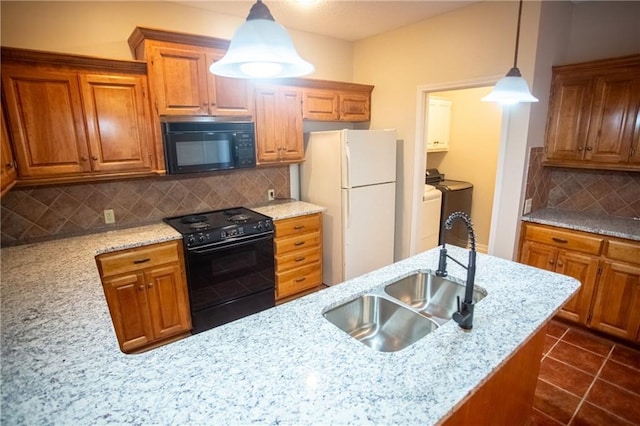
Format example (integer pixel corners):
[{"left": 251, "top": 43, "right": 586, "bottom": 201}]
[
  {"left": 209, "top": 0, "right": 314, "bottom": 79},
  {"left": 482, "top": 0, "right": 538, "bottom": 104}
]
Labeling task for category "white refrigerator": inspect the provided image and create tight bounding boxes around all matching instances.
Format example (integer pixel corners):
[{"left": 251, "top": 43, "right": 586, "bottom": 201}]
[{"left": 300, "top": 129, "right": 397, "bottom": 286}]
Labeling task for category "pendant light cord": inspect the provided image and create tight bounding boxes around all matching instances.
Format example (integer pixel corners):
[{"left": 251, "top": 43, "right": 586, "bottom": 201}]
[{"left": 513, "top": 0, "right": 523, "bottom": 68}]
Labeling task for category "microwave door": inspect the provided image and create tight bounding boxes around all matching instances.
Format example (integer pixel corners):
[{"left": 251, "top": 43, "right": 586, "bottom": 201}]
[{"left": 171, "top": 132, "right": 234, "bottom": 173}]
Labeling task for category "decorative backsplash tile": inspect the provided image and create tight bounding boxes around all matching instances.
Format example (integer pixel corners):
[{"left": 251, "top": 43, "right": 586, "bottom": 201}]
[
  {"left": 1, "top": 167, "right": 291, "bottom": 247},
  {"left": 524, "top": 147, "right": 640, "bottom": 218}
]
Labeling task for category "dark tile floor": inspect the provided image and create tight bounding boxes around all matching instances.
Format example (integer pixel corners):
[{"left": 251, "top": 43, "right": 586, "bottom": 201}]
[{"left": 529, "top": 319, "right": 640, "bottom": 425}]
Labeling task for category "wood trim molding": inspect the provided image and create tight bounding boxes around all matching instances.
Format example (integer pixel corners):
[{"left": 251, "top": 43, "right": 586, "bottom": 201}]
[
  {"left": 552, "top": 54, "right": 640, "bottom": 74},
  {"left": 1, "top": 47, "right": 147, "bottom": 73},
  {"left": 270, "top": 77, "right": 374, "bottom": 94},
  {"left": 128, "top": 26, "right": 230, "bottom": 54}
]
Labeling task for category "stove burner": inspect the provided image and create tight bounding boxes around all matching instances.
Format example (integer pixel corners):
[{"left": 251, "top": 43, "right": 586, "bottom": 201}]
[
  {"left": 180, "top": 214, "right": 208, "bottom": 224},
  {"left": 228, "top": 214, "right": 251, "bottom": 223},
  {"left": 189, "top": 222, "right": 211, "bottom": 231},
  {"left": 223, "top": 209, "right": 242, "bottom": 216}
]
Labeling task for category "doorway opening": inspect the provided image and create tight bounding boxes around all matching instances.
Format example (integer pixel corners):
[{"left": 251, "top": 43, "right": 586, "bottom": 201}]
[{"left": 411, "top": 77, "right": 504, "bottom": 255}]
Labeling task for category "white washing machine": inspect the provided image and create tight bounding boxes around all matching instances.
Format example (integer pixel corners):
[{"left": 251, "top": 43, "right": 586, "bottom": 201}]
[{"left": 418, "top": 184, "right": 442, "bottom": 252}]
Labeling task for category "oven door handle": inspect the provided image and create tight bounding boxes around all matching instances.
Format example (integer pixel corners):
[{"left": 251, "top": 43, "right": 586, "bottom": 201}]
[{"left": 188, "top": 233, "right": 273, "bottom": 255}]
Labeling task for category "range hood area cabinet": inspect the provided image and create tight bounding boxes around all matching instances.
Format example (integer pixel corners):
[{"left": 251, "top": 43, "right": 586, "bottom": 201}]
[
  {"left": 1, "top": 47, "right": 158, "bottom": 185},
  {"left": 543, "top": 55, "right": 640, "bottom": 171},
  {"left": 127, "top": 27, "right": 254, "bottom": 118}
]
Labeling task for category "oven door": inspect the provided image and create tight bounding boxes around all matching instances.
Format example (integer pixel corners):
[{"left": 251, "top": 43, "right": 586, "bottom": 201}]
[{"left": 184, "top": 233, "right": 275, "bottom": 333}]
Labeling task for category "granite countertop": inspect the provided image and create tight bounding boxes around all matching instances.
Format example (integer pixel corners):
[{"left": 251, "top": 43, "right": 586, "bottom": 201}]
[
  {"left": 522, "top": 208, "right": 640, "bottom": 241},
  {"left": 250, "top": 199, "right": 327, "bottom": 220},
  {"left": 1, "top": 214, "right": 579, "bottom": 425}
]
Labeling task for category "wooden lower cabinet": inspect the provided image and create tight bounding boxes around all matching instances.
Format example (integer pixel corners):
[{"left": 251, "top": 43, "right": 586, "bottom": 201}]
[
  {"left": 274, "top": 213, "right": 323, "bottom": 300},
  {"left": 441, "top": 324, "right": 546, "bottom": 425},
  {"left": 519, "top": 222, "right": 640, "bottom": 342},
  {"left": 96, "top": 240, "right": 191, "bottom": 353}
]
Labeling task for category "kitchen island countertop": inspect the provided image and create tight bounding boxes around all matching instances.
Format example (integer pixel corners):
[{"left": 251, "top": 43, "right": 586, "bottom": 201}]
[{"left": 1, "top": 220, "right": 579, "bottom": 424}]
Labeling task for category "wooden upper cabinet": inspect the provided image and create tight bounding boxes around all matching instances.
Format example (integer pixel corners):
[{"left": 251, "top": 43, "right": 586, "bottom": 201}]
[
  {"left": 129, "top": 28, "right": 253, "bottom": 118},
  {"left": 301, "top": 82, "right": 373, "bottom": 122},
  {"left": 80, "top": 73, "right": 153, "bottom": 173},
  {"left": 148, "top": 45, "right": 209, "bottom": 116},
  {"left": 1, "top": 47, "right": 157, "bottom": 184},
  {"left": 254, "top": 85, "right": 303, "bottom": 165},
  {"left": 544, "top": 55, "right": 640, "bottom": 171},
  {"left": 1, "top": 103, "right": 18, "bottom": 196},
  {"left": 2, "top": 66, "right": 91, "bottom": 177}
]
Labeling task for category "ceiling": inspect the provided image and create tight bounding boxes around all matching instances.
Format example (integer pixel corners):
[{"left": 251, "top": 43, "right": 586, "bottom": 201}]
[{"left": 175, "top": 1, "right": 478, "bottom": 41}]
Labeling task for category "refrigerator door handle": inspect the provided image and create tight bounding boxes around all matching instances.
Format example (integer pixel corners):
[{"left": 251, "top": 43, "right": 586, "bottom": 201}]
[
  {"left": 346, "top": 190, "right": 351, "bottom": 229},
  {"left": 344, "top": 143, "right": 351, "bottom": 189}
]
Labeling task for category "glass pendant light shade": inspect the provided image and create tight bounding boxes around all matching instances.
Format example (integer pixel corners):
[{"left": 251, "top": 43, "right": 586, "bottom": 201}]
[
  {"left": 482, "top": 67, "right": 538, "bottom": 104},
  {"left": 210, "top": 1, "right": 314, "bottom": 79},
  {"left": 482, "top": 0, "right": 538, "bottom": 105}
]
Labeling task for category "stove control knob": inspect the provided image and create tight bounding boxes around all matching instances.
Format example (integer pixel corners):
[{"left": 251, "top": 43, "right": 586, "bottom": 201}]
[
  {"left": 220, "top": 231, "right": 227, "bottom": 239},
  {"left": 198, "top": 234, "right": 206, "bottom": 242},
  {"left": 265, "top": 221, "right": 272, "bottom": 229},
  {"left": 187, "top": 236, "right": 196, "bottom": 245},
  {"left": 257, "top": 221, "right": 263, "bottom": 230}
]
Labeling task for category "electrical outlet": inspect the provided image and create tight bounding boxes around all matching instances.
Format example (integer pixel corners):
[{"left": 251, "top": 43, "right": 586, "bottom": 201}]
[
  {"left": 523, "top": 198, "right": 532, "bottom": 215},
  {"left": 104, "top": 209, "right": 115, "bottom": 224},
  {"left": 267, "top": 189, "right": 275, "bottom": 201}
]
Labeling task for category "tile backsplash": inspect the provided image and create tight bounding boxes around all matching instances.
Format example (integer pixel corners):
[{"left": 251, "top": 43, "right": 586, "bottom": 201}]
[
  {"left": 1, "top": 167, "right": 291, "bottom": 247},
  {"left": 525, "top": 147, "right": 640, "bottom": 218}
]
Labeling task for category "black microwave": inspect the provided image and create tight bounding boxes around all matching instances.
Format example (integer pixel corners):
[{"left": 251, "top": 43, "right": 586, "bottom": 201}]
[{"left": 161, "top": 118, "right": 256, "bottom": 174}]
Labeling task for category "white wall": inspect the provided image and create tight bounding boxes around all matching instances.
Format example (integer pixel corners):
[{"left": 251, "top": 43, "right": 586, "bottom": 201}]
[{"left": 0, "top": 1, "right": 354, "bottom": 82}]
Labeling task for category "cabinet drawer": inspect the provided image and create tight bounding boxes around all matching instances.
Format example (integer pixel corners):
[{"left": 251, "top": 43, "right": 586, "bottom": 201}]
[
  {"left": 275, "top": 214, "right": 321, "bottom": 238},
  {"left": 275, "top": 231, "right": 321, "bottom": 255},
  {"left": 606, "top": 239, "right": 640, "bottom": 264},
  {"left": 276, "top": 262, "right": 322, "bottom": 299},
  {"left": 276, "top": 246, "right": 321, "bottom": 272},
  {"left": 524, "top": 224, "right": 603, "bottom": 255},
  {"left": 96, "top": 241, "right": 181, "bottom": 278}
]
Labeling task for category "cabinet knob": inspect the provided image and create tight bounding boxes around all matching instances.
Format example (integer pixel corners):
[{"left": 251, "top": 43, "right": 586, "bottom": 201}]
[
  {"left": 586, "top": 146, "right": 593, "bottom": 151},
  {"left": 557, "top": 262, "right": 563, "bottom": 267},
  {"left": 549, "top": 260, "right": 555, "bottom": 265},
  {"left": 5, "top": 163, "right": 13, "bottom": 169},
  {"left": 91, "top": 156, "right": 98, "bottom": 161},
  {"left": 138, "top": 285, "right": 144, "bottom": 291},
  {"left": 577, "top": 146, "right": 584, "bottom": 151},
  {"left": 81, "top": 156, "right": 88, "bottom": 161},
  {"left": 147, "top": 283, "right": 153, "bottom": 288}
]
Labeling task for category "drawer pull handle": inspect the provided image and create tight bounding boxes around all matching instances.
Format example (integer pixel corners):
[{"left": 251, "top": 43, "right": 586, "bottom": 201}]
[
  {"left": 138, "top": 285, "right": 144, "bottom": 291},
  {"left": 295, "top": 277, "right": 306, "bottom": 283},
  {"left": 295, "top": 256, "right": 306, "bottom": 262},
  {"left": 294, "top": 225, "right": 305, "bottom": 230},
  {"left": 133, "top": 258, "right": 151, "bottom": 264},
  {"left": 294, "top": 241, "right": 305, "bottom": 246},
  {"left": 552, "top": 237, "right": 568, "bottom": 244}
]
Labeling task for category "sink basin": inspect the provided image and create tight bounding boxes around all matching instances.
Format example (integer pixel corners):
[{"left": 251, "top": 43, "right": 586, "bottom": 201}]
[
  {"left": 323, "top": 294, "right": 438, "bottom": 352},
  {"left": 384, "top": 272, "right": 487, "bottom": 324}
]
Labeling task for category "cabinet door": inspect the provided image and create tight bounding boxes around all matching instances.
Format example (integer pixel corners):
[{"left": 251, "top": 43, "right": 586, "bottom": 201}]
[
  {"left": 103, "top": 272, "right": 154, "bottom": 352},
  {"left": 303, "top": 89, "right": 339, "bottom": 120},
  {"left": 555, "top": 251, "right": 600, "bottom": 324},
  {"left": 426, "top": 98, "right": 451, "bottom": 152},
  {"left": 254, "top": 86, "right": 281, "bottom": 163},
  {"left": 545, "top": 74, "right": 594, "bottom": 161},
  {"left": 584, "top": 72, "right": 640, "bottom": 164},
  {"left": 279, "top": 88, "right": 304, "bottom": 162},
  {"left": 80, "top": 73, "right": 153, "bottom": 173},
  {"left": 0, "top": 103, "right": 17, "bottom": 196},
  {"left": 206, "top": 53, "right": 254, "bottom": 117},
  {"left": 1, "top": 66, "right": 91, "bottom": 177},
  {"left": 589, "top": 261, "right": 640, "bottom": 341},
  {"left": 339, "top": 92, "right": 370, "bottom": 121},
  {"left": 144, "top": 263, "right": 191, "bottom": 340},
  {"left": 148, "top": 45, "right": 208, "bottom": 115},
  {"left": 519, "top": 241, "right": 558, "bottom": 272}
]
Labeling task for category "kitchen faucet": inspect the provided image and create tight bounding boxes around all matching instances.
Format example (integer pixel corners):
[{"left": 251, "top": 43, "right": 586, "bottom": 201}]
[{"left": 435, "top": 211, "right": 477, "bottom": 330}]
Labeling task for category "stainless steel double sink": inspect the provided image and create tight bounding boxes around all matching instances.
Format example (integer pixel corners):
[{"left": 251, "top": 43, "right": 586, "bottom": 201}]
[{"left": 322, "top": 271, "right": 487, "bottom": 352}]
